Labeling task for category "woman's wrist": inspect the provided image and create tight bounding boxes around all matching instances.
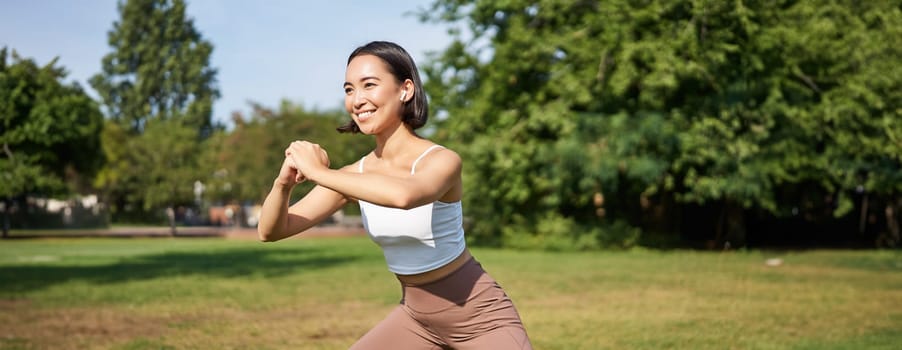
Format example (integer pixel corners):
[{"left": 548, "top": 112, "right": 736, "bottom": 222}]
[
  {"left": 273, "top": 178, "right": 296, "bottom": 191},
  {"left": 304, "top": 166, "right": 329, "bottom": 184}
]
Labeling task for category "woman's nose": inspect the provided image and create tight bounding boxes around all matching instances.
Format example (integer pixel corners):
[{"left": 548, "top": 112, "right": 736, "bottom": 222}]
[{"left": 353, "top": 90, "right": 366, "bottom": 107}]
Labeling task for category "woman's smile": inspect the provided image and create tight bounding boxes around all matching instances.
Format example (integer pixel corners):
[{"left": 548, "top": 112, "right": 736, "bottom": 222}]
[{"left": 356, "top": 110, "right": 376, "bottom": 123}]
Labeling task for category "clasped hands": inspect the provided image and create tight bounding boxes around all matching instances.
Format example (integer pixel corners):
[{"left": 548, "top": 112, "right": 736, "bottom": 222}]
[{"left": 277, "top": 141, "right": 330, "bottom": 186}]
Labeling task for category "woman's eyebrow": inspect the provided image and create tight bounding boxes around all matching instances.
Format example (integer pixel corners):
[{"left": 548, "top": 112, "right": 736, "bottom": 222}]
[{"left": 348, "top": 76, "right": 382, "bottom": 84}]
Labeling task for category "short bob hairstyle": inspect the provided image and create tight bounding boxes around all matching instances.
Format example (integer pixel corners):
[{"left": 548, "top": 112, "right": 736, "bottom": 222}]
[{"left": 337, "top": 41, "right": 429, "bottom": 133}]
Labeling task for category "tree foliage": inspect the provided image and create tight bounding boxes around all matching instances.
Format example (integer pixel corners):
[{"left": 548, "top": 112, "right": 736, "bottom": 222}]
[
  {"left": 207, "top": 102, "right": 372, "bottom": 208},
  {"left": 90, "top": 0, "right": 219, "bottom": 230},
  {"left": 91, "top": 0, "right": 218, "bottom": 135},
  {"left": 0, "top": 48, "right": 104, "bottom": 236},
  {"left": 421, "top": 0, "right": 901, "bottom": 248}
]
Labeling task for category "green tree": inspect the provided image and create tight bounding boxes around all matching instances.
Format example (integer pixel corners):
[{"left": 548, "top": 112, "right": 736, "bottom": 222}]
[
  {"left": 0, "top": 48, "right": 104, "bottom": 237},
  {"left": 207, "top": 102, "right": 371, "bottom": 209},
  {"left": 91, "top": 0, "right": 219, "bottom": 234},
  {"left": 422, "top": 0, "right": 901, "bottom": 249}
]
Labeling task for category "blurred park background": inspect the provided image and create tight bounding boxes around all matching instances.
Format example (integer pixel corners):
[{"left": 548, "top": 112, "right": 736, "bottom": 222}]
[
  {"left": 1, "top": 0, "right": 900, "bottom": 249},
  {"left": 1, "top": 0, "right": 901, "bottom": 348}
]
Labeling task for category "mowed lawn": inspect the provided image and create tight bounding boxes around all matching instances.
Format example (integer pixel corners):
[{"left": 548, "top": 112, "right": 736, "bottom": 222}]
[{"left": 1, "top": 236, "right": 900, "bottom": 350}]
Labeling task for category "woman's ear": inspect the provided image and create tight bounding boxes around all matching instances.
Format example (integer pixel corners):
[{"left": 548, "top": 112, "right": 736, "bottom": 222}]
[{"left": 400, "top": 79, "right": 414, "bottom": 102}]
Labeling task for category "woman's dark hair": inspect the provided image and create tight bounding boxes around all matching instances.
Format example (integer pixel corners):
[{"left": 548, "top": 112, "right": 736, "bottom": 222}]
[{"left": 337, "top": 41, "right": 429, "bottom": 133}]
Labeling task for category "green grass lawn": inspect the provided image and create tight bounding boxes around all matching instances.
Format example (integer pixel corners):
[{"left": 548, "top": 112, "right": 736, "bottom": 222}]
[{"left": 1, "top": 237, "right": 900, "bottom": 349}]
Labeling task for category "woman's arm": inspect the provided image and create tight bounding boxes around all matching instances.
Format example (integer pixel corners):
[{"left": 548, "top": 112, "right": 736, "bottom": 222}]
[
  {"left": 257, "top": 182, "right": 348, "bottom": 242},
  {"left": 288, "top": 141, "right": 461, "bottom": 209},
  {"left": 256, "top": 150, "right": 349, "bottom": 242}
]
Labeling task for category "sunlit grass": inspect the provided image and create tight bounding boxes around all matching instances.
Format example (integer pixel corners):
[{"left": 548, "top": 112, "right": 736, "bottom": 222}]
[{"left": 1, "top": 237, "right": 900, "bottom": 349}]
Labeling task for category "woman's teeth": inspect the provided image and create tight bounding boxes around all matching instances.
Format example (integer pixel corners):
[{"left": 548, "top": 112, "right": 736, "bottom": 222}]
[{"left": 358, "top": 111, "right": 374, "bottom": 120}]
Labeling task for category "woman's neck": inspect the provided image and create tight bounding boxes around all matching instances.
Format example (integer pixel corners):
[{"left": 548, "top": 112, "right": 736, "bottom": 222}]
[{"left": 373, "top": 123, "right": 419, "bottom": 159}]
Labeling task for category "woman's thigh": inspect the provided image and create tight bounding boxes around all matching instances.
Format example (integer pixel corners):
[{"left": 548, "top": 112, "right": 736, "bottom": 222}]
[{"left": 349, "top": 306, "right": 445, "bottom": 350}]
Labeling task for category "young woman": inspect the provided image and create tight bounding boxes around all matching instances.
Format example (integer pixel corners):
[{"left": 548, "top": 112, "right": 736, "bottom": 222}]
[{"left": 257, "top": 41, "right": 532, "bottom": 349}]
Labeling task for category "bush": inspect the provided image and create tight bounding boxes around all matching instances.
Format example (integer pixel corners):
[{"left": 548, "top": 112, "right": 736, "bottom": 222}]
[{"left": 499, "top": 213, "right": 640, "bottom": 251}]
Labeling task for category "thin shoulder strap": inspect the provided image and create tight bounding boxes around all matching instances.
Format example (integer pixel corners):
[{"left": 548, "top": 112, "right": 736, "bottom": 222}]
[
  {"left": 358, "top": 156, "right": 366, "bottom": 173},
  {"left": 411, "top": 145, "right": 444, "bottom": 175}
]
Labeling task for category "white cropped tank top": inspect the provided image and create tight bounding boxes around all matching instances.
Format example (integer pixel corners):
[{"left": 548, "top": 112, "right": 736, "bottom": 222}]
[{"left": 357, "top": 145, "right": 467, "bottom": 275}]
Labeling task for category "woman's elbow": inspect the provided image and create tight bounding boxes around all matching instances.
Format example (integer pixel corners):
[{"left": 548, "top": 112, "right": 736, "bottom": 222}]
[
  {"left": 257, "top": 228, "right": 280, "bottom": 242},
  {"left": 393, "top": 194, "right": 425, "bottom": 210}
]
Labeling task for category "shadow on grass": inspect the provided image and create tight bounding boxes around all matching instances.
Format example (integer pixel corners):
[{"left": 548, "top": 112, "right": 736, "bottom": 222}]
[{"left": 1, "top": 245, "right": 360, "bottom": 294}]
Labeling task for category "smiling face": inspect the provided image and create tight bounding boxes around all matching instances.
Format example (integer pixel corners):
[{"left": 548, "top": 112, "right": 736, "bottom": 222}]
[{"left": 343, "top": 54, "right": 411, "bottom": 135}]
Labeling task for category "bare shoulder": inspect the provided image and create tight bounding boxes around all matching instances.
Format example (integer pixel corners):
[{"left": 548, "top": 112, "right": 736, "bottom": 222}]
[
  {"left": 435, "top": 146, "right": 461, "bottom": 162},
  {"left": 419, "top": 145, "right": 462, "bottom": 172}
]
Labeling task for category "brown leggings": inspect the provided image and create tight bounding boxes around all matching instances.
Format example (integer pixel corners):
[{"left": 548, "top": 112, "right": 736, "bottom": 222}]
[{"left": 350, "top": 258, "right": 532, "bottom": 349}]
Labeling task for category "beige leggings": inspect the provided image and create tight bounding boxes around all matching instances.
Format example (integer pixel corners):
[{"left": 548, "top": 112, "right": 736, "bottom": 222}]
[{"left": 350, "top": 258, "right": 532, "bottom": 349}]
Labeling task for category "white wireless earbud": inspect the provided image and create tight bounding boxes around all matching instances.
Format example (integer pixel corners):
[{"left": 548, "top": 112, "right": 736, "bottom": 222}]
[{"left": 400, "top": 91, "right": 407, "bottom": 101}]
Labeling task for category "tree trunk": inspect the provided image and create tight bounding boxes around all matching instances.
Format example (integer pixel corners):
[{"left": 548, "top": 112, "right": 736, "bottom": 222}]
[
  {"left": 167, "top": 205, "right": 178, "bottom": 237},
  {"left": 714, "top": 202, "right": 726, "bottom": 249},
  {"left": 716, "top": 200, "right": 746, "bottom": 249},
  {"left": 724, "top": 202, "right": 746, "bottom": 248},
  {"left": 859, "top": 193, "right": 869, "bottom": 234},
  {"left": 1, "top": 197, "right": 9, "bottom": 239},
  {"left": 883, "top": 198, "right": 899, "bottom": 248}
]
